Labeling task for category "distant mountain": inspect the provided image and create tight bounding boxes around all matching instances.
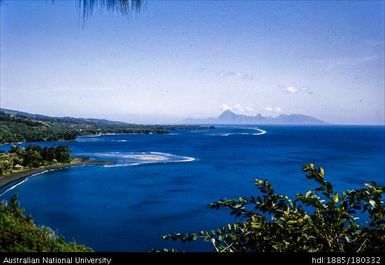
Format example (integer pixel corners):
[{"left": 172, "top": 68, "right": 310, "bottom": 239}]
[{"left": 185, "top": 110, "right": 327, "bottom": 125}]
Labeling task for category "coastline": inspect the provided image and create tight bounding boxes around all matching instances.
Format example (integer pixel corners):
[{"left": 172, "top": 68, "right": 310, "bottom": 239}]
[{"left": 0, "top": 157, "right": 113, "bottom": 191}]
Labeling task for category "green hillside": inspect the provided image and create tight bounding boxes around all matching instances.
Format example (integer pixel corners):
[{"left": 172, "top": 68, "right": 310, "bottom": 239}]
[
  {"left": 0, "top": 195, "right": 92, "bottom": 252},
  {"left": 0, "top": 109, "right": 201, "bottom": 144}
]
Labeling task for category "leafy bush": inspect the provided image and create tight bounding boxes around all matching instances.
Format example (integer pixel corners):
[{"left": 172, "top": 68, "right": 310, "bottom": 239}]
[
  {"left": 0, "top": 145, "right": 73, "bottom": 177},
  {"left": 162, "top": 164, "right": 385, "bottom": 252},
  {"left": 0, "top": 195, "right": 92, "bottom": 252}
]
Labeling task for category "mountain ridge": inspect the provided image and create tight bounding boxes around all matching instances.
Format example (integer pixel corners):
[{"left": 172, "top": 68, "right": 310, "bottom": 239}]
[
  {"left": 0, "top": 108, "right": 199, "bottom": 144},
  {"left": 185, "top": 110, "right": 327, "bottom": 125},
  {"left": 0, "top": 108, "right": 129, "bottom": 126}
]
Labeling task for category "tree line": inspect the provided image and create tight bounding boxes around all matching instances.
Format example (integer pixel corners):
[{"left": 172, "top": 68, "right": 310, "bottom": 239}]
[
  {"left": 0, "top": 145, "right": 71, "bottom": 177},
  {"left": 0, "top": 112, "right": 206, "bottom": 145},
  {"left": 0, "top": 112, "right": 168, "bottom": 144}
]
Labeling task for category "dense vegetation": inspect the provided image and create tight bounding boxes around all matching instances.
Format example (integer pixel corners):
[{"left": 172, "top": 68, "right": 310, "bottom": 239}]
[
  {"left": 0, "top": 145, "right": 71, "bottom": 177},
  {"left": 161, "top": 164, "right": 385, "bottom": 252},
  {"left": 0, "top": 110, "right": 203, "bottom": 145},
  {"left": 0, "top": 195, "right": 91, "bottom": 252}
]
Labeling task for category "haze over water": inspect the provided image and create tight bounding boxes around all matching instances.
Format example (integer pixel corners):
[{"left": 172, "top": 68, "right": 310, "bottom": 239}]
[{"left": 1, "top": 0, "right": 384, "bottom": 124}]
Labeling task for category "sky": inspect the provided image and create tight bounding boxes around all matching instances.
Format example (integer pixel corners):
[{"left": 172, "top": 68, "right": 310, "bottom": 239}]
[{"left": 0, "top": 0, "right": 384, "bottom": 124}]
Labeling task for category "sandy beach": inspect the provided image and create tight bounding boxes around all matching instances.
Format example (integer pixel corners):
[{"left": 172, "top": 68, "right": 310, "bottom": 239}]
[{"left": 0, "top": 157, "right": 113, "bottom": 190}]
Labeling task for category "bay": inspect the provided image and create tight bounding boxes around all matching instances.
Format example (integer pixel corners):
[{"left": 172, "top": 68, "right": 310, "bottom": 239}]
[{"left": 1, "top": 125, "right": 384, "bottom": 251}]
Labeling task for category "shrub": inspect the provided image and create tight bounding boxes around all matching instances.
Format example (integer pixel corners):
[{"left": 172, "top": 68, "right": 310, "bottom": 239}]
[
  {"left": 0, "top": 195, "right": 92, "bottom": 252},
  {"left": 161, "top": 164, "right": 385, "bottom": 252}
]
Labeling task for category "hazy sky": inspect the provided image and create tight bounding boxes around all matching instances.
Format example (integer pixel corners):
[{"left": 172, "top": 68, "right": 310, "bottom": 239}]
[{"left": 1, "top": 0, "right": 384, "bottom": 124}]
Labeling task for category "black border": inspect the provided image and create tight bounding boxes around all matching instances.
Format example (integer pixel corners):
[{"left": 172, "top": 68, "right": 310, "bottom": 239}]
[{"left": 1, "top": 252, "right": 385, "bottom": 265}]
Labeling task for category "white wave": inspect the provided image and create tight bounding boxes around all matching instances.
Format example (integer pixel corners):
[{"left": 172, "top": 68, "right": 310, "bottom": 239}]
[
  {"left": 0, "top": 169, "right": 64, "bottom": 197},
  {"left": 77, "top": 138, "right": 131, "bottom": 143},
  {"left": 253, "top": 129, "right": 267, "bottom": 136},
  {"left": 0, "top": 178, "right": 29, "bottom": 197},
  {"left": 97, "top": 151, "right": 196, "bottom": 168},
  {"left": 210, "top": 128, "right": 267, "bottom": 136},
  {"left": 76, "top": 137, "right": 103, "bottom": 142}
]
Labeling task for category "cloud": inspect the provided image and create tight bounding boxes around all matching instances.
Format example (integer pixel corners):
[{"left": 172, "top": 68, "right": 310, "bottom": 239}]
[
  {"left": 221, "top": 104, "right": 255, "bottom": 113},
  {"left": 196, "top": 67, "right": 253, "bottom": 80},
  {"left": 282, "top": 86, "right": 312, "bottom": 94},
  {"left": 231, "top": 104, "right": 245, "bottom": 112},
  {"left": 221, "top": 104, "right": 231, "bottom": 110},
  {"left": 218, "top": 71, "right": 253, "bottom": 80},
  {"left": 283, "top": 86, "right": 299, "bottom": 94},
  {"left": 222, "top": 104, "right": 281, "bottom": 114},
  {"left": 265, "top": 106, "right": 281, "bottom": 113},
  {"left": 333, "top": 55, "right": 382, "bottom": 66},
  {"left": 315, "top": 54, "right": 383, "bottom": 70}
]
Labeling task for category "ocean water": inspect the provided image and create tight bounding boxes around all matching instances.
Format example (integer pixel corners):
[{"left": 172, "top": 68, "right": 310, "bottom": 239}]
[{"left": 0, "top": 125, "right": 384, "bottom": 251}]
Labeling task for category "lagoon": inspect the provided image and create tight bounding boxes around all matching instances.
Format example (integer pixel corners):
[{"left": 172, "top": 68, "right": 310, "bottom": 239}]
[{"left": 0, "top": 125, "right": 384, "bottom": 251}]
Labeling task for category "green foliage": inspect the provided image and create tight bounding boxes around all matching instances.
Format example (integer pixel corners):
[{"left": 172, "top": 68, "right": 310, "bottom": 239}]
[
  {"left": 0, "top": 195, "right": 91, "bottom": 252},
  {"left": 0, "top": 111, "right": 204, "bottom": 145},
  {"left": 161, "top": 164, "right": 385, "bottom": 252},
  {"left": 0, "top": 145, "right": 72, "bottom": 177}
]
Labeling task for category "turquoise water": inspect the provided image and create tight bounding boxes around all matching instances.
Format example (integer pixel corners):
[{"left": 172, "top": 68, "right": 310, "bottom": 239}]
[{"left": 0, "top": 125, "right": 384, "bottom": 251}]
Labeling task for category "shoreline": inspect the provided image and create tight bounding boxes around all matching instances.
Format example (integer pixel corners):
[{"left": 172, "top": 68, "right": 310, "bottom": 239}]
[
  {"left": 0, "top": 131, "right": 170, "bottom": 147},
  {"left": 0, "top": 157, "right": 113, "bottom": 191}
]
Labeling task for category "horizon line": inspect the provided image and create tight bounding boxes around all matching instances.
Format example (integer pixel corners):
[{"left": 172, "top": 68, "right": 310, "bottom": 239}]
[{"left": 1, "top": 107, "right": 384, "bottom": 126}]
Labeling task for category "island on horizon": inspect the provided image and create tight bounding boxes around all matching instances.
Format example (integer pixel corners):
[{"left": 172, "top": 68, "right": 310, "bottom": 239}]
[{"left": 184, "top": 110, "right": 327, "bottom": 125}]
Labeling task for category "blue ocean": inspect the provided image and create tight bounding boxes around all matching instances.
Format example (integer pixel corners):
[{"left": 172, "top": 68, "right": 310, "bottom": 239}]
[{"left": 0, "top": 125, "right": 384, "bottom": 251}]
